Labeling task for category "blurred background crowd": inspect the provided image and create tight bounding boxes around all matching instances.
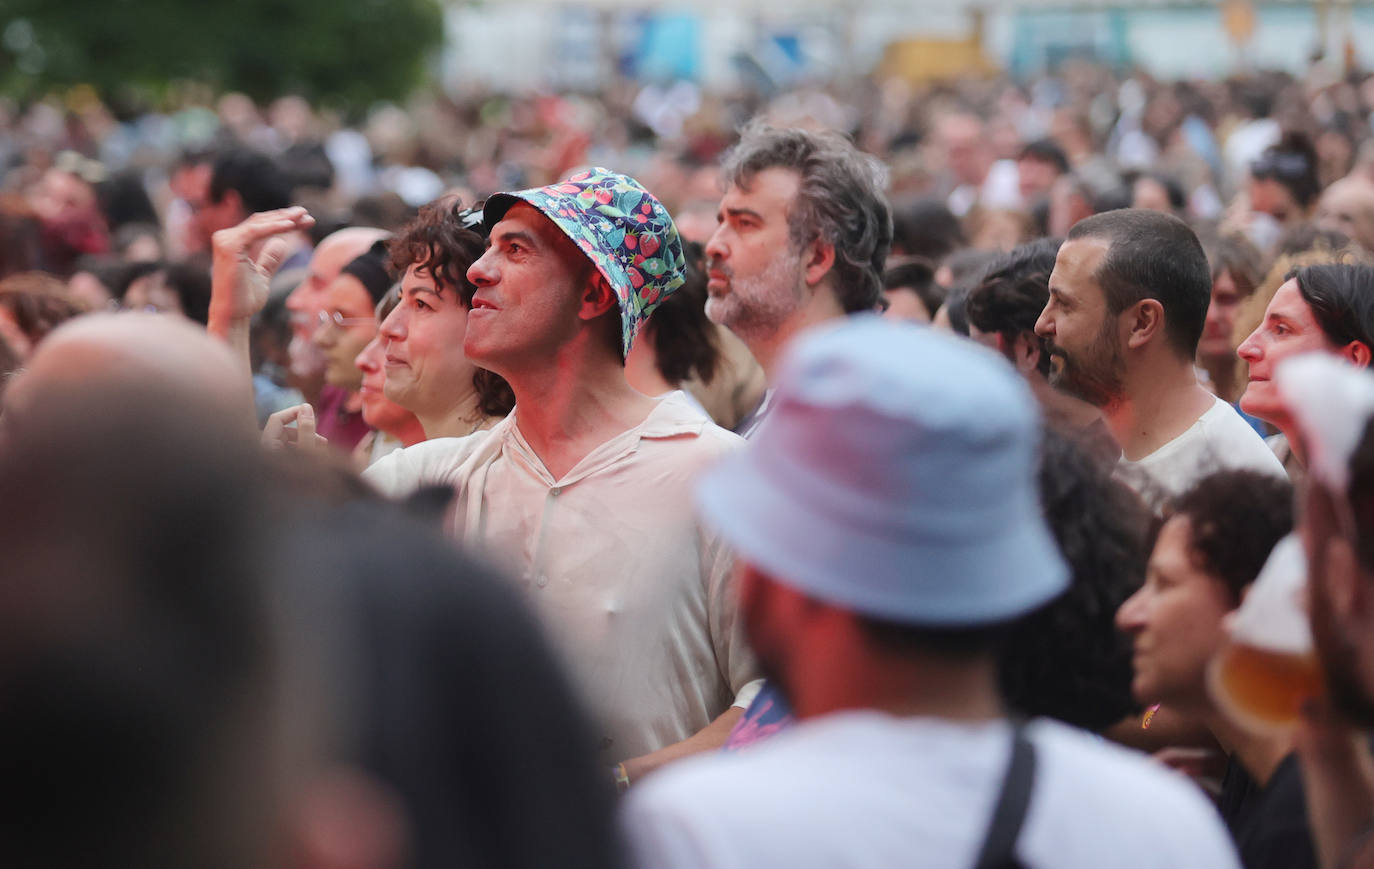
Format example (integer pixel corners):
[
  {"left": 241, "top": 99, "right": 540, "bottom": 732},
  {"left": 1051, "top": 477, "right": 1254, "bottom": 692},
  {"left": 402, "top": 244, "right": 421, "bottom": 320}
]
[{"left": 6, "top": 0, "right": 1374, "bottom": 396}]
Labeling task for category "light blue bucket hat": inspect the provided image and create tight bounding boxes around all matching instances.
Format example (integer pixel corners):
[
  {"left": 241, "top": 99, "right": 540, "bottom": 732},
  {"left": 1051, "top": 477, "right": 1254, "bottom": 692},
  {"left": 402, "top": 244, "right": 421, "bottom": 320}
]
[{"left": 696, "top": 316, "right": 1068, "bottom": 626}]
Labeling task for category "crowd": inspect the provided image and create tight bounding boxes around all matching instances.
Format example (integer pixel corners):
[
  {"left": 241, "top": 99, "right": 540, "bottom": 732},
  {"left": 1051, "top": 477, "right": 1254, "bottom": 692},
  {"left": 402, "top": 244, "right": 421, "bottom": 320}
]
[{"left": 6, "top": 58, "right": 1374, "bottom": 868}]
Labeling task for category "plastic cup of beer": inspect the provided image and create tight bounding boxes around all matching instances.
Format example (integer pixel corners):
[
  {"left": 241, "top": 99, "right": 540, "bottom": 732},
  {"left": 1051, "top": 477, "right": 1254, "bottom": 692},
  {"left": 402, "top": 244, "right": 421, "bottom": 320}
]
[{"left": 1207, "top": 535, "right": 1325, "bottom": 734}]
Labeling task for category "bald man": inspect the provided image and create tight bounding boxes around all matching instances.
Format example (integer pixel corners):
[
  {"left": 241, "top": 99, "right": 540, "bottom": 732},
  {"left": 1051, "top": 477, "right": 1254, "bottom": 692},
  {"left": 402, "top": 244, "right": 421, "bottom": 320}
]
[
  {"left": 3, "top": 312, "right": 256, "bottom": 448},
  {"left": 1318, "top": 176, "right": 1374, "bottom": 253}
]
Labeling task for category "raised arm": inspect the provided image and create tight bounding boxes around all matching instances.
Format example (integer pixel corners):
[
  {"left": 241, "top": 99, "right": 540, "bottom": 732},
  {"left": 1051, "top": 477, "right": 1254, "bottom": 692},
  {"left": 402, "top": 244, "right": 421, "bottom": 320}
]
[{"left": 208, "top": 207, "right": 315, "bottom": 373}]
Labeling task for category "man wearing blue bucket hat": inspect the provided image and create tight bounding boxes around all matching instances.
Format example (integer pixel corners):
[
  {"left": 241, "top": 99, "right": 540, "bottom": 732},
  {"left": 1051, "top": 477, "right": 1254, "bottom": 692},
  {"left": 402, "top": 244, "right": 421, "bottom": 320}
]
[
  {"left": 622, "top": 317, "right": 1240, "bottom": 868},
  {"left": 367, "top": 168, "right": 760, "bottom": 784}
]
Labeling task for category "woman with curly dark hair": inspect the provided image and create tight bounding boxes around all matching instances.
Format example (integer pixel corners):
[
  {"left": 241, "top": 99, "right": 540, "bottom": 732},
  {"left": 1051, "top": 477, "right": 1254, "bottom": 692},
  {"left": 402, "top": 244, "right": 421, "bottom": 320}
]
[{"left": 379, "top": 199, "right": 515, "bottom": 439}]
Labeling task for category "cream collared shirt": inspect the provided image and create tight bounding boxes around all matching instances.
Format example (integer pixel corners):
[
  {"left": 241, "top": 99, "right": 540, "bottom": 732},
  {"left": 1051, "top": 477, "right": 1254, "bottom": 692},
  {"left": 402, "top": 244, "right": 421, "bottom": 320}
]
[{"left": 365, "top": 393, "right": 762, "bottom": 761}]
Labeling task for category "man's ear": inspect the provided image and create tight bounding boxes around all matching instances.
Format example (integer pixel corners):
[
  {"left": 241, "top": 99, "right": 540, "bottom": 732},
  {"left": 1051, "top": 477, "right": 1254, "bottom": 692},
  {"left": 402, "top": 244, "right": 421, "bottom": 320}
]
[
  {"left": 802, "top": 238, "right": 837, "bottom": 287},
  {"left": 1342, "top": 341, "right": 1372, "bottom": 368},
  {"left": 577, "top": 272, "right": 618, "bottom": 322},
  {"left": 1011, "top": 331, "right": 1041, "bottom": 374},
  {"left": 1124, "top": 299, "right": 1166, "bottom": 351}
]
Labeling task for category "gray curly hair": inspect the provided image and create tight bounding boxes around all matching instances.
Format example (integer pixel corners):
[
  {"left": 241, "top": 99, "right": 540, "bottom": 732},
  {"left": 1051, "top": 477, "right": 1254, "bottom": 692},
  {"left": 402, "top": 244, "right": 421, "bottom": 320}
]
[{"left": 720, "top": 120, "right": 893, "bottom": 313}]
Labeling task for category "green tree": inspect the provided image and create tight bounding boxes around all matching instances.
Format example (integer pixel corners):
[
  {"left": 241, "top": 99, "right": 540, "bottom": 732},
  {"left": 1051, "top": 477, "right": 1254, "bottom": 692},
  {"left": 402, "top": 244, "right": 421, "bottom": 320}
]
[{"left": 0, "top": 0, "right": 445, "bottom": 109}]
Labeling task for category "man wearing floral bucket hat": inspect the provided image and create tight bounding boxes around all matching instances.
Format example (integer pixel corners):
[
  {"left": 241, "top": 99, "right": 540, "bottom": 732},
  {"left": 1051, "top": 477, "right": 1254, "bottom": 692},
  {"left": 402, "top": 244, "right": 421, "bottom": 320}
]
[{"left": 365, "top": 168, "right": 760, "bottom": 786}]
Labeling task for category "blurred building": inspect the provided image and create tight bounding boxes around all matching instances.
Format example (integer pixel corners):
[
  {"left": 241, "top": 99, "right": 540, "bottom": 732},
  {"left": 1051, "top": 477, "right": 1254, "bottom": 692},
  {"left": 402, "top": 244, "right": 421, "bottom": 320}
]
[{"left": 442, "top": 0, "right": 1374, "bottom": 91}]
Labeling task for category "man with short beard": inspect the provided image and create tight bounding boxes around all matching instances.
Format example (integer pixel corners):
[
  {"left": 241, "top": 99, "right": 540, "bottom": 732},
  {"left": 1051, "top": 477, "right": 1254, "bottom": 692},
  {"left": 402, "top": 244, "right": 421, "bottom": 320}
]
[
  {"left": 703, "top": 121, "right": 891, "bottom": 435},
  {"left": 1034, "top": 209, "right": 1282, "bottom": 508}
]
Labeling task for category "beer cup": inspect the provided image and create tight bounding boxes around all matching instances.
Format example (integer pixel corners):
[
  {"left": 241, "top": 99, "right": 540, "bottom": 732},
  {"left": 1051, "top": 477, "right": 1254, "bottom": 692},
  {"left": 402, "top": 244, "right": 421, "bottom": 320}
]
[{"left": 1208, "top": 535, "right": 1324, "bottom": 733}]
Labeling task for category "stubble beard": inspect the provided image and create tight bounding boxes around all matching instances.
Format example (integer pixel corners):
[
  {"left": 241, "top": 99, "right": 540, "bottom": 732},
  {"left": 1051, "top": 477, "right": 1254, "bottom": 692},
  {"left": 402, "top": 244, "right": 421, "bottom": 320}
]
[
  {"left": 705, "top": 252, "right": 807, "bottom": 345},
  {"left": 1046, "top": 320, "right": 1126, "bottom": 409}
]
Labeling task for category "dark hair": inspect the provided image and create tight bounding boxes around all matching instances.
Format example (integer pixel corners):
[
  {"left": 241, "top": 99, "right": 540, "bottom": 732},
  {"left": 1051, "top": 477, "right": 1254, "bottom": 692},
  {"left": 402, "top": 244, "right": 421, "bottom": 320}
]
[
  {"left": 937, "top": 248, "right": 1000, "bottom": 337},
  {"left": 1019, "top": 139, "right": 1070, "bottom": 176},
  {"left": 341, "top": 238, "right": 395, "bottom": 305},
  {"left": 209, "top": 149, "right": 293, "bottom": 214},
  {"left": 390, "top": 202, "right": 515, "bottom": 419},
  {"left": 999, "top": 427, "right": 1152, "bottom": 731},
  {"left": 890, "top": 197, "right": 967, "bottom": 262},
  {"left": 96, "top": 171, "right": 159, "bottom": 231},
  {"left": 1251, "top": 131, "right": 1322, "bottom": 210},
  {"left": 0, "top": 386, "right": 279, "bottom": 868},
  {"left": 160, "top": 261, "right": 213, "bottom": 326},
  {"left": 116, "top": 260, "right": 162, "bottom": 300},
  {"left": 722, "top": 120, "right": 892, "bottom": 314},
  {"left": 118, "top": 260, "right": 211, "bottom": 324},
  {"left": 1207, "top": 233, "right": 1264, "bottom": 299},
  {"left": 1068, "top": 209, "right": 1212, "bottom": 357},
  {"left": 646, "top": 241, "right": 720, "bottom": 386},
  {"left": 279, "top": 505, "right": 627, "bottom": 869},
  {"left": 1290, "top": 263, "right": 1374, "bottom": 356},
  {"left": 966, "top": 238, "right": 1063, "bottom": 377},
  {"left": 278, "top": 141, "right": 335, "bottom": 192},
  {"left": 1172, "top": 470, "right": 1295, "bottom": 603},
  {"left": 883, "top": 258, "right": 947, "bottom": 319}
]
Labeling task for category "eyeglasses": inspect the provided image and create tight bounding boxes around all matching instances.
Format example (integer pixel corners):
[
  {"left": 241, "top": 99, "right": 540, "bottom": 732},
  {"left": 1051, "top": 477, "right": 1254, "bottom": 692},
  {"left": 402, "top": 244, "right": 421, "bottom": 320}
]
[{"left": 316, "top": 310, "right": 376, "bottom": 332}]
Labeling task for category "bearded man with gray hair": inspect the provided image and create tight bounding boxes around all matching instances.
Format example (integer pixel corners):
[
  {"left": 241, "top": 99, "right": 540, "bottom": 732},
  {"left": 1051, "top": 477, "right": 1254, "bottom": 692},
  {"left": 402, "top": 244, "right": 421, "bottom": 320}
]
[{"left": 704, "top": 121, "right": 892, "bottom": 435}]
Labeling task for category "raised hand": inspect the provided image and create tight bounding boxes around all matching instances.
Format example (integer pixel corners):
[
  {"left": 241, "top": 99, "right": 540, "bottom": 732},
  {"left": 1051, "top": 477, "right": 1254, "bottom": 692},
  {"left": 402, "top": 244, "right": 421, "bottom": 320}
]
[
  {"left": 261, "top": 403, "right": 329, "bottom": 454},
  {"left": 209, "top": 207, "right": 315, "bottom": 327}
]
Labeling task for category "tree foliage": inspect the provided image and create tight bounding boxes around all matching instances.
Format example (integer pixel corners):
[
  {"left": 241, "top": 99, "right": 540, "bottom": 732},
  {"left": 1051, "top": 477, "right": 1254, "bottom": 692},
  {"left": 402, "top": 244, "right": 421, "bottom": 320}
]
[{"left": 0, "top": 0, "right": 445, "bottom": 109}]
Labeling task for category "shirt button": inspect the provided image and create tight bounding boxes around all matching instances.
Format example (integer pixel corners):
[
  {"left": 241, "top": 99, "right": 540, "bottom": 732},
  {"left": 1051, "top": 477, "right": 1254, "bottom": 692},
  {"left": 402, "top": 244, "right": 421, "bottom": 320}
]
[
  {"left": 537, "top": 574, "right": 549, "bottom": 588},
  {"left": 550, "top": 486, "right": 563, "bottom": 496}
]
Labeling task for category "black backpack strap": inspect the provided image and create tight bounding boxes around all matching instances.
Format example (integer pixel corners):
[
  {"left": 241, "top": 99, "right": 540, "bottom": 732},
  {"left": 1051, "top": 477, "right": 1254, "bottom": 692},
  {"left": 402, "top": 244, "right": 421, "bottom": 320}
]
[{"left": 972, "top": 722, "right": 1037, "bottom": 869}]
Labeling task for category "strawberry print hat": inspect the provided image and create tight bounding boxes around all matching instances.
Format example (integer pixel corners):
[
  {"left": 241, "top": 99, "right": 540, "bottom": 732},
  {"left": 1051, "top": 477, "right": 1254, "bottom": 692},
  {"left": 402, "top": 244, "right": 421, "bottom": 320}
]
[{"left": 483, "top": 167, "right": 688, "bottom": 355}]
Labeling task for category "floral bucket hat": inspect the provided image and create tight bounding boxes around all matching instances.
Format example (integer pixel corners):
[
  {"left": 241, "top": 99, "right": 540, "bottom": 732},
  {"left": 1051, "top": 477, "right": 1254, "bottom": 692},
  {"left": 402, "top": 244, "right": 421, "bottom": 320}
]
[{"left": 483, "top": 168, "right": 687, "bottom": 355}]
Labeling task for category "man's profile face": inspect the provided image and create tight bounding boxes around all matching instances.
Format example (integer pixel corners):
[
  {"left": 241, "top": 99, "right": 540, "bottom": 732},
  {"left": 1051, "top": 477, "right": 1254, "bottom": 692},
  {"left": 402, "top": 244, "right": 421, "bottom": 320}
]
[
  {"left": 1035, "top": 237, "right": 1125, "bottom": 408},
  {"left": 1116, "top": 515, "right": 1237, "bottom": 710},
  {"left": 286, "top": 236, "right": 365, "bottom": 341},
  {"left": 703, "top": 167, "right": 808, "bottom": 342},
  {"left": 464, "top": 203, "right": 587, "bottom": 374}
]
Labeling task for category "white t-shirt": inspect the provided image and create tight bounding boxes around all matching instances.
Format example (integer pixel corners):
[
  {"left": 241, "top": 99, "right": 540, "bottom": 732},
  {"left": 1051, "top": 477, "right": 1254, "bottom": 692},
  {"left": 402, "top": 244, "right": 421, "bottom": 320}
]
[
  {"left": 364, "top": 394, "right": 761, "bottom": 761},
  {"left": 1117, "top": 396, "right": 1286, "bottom": 508},
  {"left": 622, "top": 712, "right": 1241, "bottom": 869}
]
